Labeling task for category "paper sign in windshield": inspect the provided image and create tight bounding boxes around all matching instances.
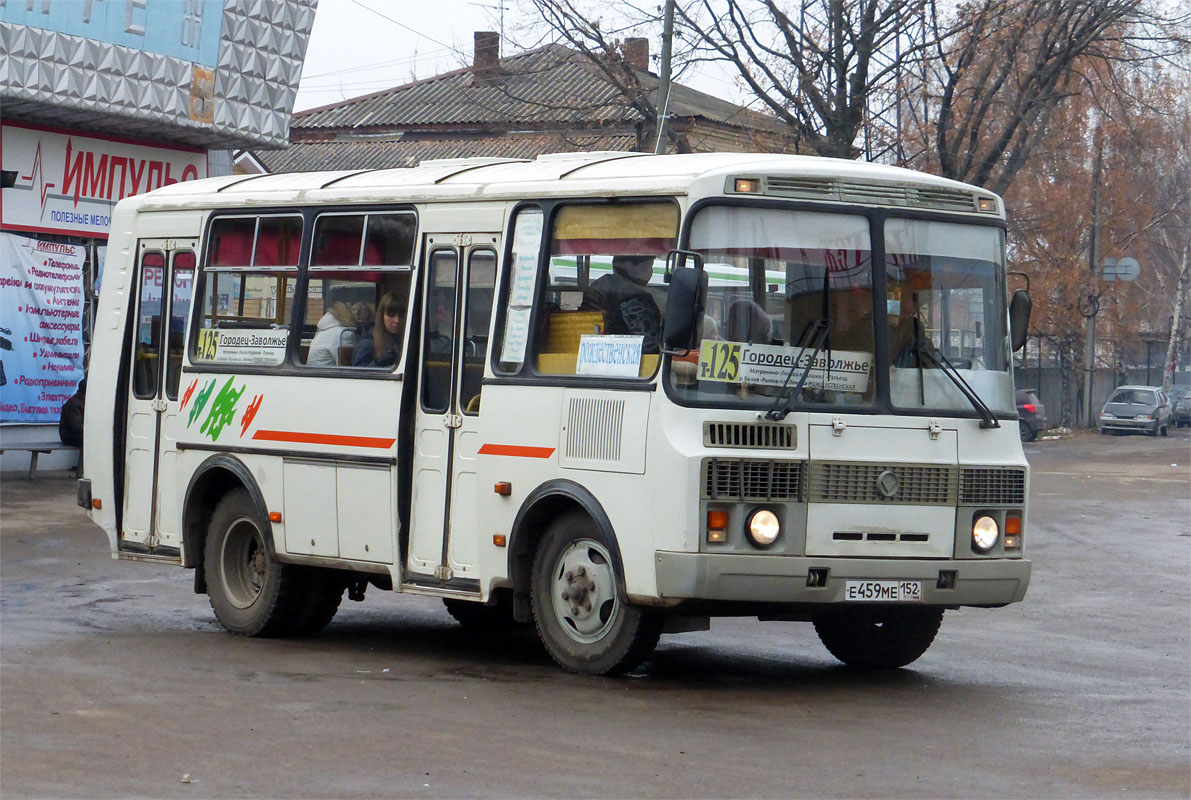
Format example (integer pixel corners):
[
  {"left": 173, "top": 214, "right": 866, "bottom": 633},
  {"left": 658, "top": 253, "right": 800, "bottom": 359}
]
[
  {"left": 197, "top": 328, "right": 288, "bottom": 366},
  {"left": 576, "top": 335, "right": 643, "bottom": 377},
  {"left": 698, "top": 340, "right": 872, "bottom": 393}
]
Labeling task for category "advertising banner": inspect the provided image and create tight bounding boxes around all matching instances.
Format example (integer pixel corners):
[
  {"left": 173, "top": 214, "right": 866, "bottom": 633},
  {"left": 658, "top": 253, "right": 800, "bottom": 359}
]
[
  {"left": 1, "top": 122, "right": 207, "bottom": 238},
  {"left": 0, "top": 233, "right": 86, "bottom": 424}
]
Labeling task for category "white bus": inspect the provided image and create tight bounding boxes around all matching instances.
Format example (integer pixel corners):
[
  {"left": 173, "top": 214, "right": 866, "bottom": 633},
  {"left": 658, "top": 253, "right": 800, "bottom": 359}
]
[{"left": 81, "top": 152, "right": 1034, "bottom": 675}]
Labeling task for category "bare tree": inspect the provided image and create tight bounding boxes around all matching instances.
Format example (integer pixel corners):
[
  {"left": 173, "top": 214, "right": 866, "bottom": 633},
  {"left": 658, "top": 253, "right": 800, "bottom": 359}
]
[
  {"left": 674, "top": 0, "right": 936, "bottom": 159},
  {"left": 925, "top": 0, "right": 1189, "bottom": 195}
]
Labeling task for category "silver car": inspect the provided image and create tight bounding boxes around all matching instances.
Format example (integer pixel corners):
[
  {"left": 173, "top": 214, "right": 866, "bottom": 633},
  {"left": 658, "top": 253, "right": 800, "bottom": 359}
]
[{"left": 1098, "top": 385, "right": 1172, "bottom": 437}]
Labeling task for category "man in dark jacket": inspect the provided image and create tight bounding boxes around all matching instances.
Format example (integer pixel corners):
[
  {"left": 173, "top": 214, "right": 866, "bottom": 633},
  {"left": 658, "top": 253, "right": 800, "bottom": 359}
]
[{"left": 59, "top": 378, "right": 85, "bottom": 447}]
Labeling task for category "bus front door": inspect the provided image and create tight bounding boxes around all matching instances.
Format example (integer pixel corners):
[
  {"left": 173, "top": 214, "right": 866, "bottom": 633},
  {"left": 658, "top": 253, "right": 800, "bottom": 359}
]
[
  {"left": 121, "top": 240, "right": 196, "bottom": 555},
  {"left": 407, "top": 238, "right": 498, "bottom": 589}
]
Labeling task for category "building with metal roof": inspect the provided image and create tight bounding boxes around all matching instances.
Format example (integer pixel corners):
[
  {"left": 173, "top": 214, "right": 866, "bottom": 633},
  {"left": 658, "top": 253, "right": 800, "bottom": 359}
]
[{"left": 242, "top": 34, "right": 794, "bottom": 174}]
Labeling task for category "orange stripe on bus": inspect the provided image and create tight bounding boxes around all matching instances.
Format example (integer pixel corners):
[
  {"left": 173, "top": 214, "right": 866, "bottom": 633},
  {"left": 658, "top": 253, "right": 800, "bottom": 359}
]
[
  {"left": 478, "top": 444, "right": 556, "bottom": 458},
  {"left": 252, "top": 430, "right": 396, "bottom": 449}
]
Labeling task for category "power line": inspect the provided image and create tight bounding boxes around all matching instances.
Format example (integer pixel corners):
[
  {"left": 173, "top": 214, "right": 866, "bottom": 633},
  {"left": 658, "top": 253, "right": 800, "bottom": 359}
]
[{"left": 345, "top": 0, "right": 463, "bottom": 54}]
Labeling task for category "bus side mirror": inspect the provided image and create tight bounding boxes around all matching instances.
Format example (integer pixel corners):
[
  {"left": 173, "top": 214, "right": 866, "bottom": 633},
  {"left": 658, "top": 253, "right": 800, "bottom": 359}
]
[
  {"left": 1009, "top": 289, "right": 1031, "bottom": 352},
  {"left": 662, "top": 251, "right": 707, "bottom": 352}
]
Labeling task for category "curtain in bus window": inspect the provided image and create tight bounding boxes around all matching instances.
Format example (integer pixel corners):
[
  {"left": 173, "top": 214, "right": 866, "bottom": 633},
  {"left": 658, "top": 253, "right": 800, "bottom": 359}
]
[{"left": 133, "top": 250, "right": 166, "bottom": 399}]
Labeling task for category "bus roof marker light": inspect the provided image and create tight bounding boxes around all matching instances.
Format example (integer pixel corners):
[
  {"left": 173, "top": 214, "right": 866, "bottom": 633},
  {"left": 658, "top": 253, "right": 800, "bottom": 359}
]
[{"left": 734, "top": 178, "right": 761, "bottom": 194}]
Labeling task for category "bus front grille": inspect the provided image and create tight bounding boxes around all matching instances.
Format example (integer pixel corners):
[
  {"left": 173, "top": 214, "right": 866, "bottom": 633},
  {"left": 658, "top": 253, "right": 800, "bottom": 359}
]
[
  {"left": 960, "top": 467, "right": 1026, "bottom": 505},
  {"left": 702, "top": 458, "right": 805, "bottom": 501},
  {"left": 703, "top": 421, "right": 796, "bottom": 449},
  {"left": 808, "top": 462, "right": 956, "bottom": 505}
]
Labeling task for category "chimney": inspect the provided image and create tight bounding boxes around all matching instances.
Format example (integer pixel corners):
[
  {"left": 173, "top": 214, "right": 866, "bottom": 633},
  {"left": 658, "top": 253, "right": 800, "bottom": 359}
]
[
  {"left": 473, "top": 31, "right": 500, "bottom": 82},
  {"left": 623, "top": 37, "right": 650, "bottom": 72}
]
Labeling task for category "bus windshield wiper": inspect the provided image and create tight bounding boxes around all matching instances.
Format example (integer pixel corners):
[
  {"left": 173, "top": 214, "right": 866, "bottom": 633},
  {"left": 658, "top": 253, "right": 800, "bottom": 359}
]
[
  {"left": 764, "top": 318, "right": 831, "bottom": 421},
  {"left": 915, "top": 339, "right": 1000, "bottom": 429}
]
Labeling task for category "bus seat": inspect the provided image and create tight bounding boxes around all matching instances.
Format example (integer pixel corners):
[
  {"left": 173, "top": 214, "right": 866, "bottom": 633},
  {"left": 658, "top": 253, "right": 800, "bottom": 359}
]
[
  {"left": 298, "top": 344, "right": 310, "bottom": 363},
  {"left": 545, "top": 310, "right": 604, "bottom": 353},
  {"left": 338, "top": 346, "right": 355, "bottom": 366}
]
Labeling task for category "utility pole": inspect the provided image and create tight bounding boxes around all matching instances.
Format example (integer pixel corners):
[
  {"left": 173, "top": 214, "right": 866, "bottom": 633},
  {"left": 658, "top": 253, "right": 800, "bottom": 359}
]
[
  {"left": 654, "top": 0, "right": 675, "bottom": 154},
  {"left": 1083, "top": 137, "right": 1104, "bottom": 427}
]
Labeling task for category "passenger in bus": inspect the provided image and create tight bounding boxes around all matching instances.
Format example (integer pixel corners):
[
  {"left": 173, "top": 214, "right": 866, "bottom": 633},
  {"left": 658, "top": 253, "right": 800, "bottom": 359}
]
[
  {"left": 725, "top": 299, "right": 773, "bottom": 344},
  {"left": 306, "top": 301, "right": 358, "bottom": 366},
  {"left": 352, "top": 291, "right": 405, "bottom": 367},
  {"left": 580, "top": 254, "right": 662, "bottom": 352},
  {"left": 351, "top": 301, "right": 375, "bottom": 339}
]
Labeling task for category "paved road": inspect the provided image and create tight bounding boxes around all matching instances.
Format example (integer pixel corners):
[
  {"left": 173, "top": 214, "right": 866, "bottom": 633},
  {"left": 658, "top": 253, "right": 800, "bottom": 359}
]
[{"left": 2, "top": 431, "right": 1188, "bottom": 798}]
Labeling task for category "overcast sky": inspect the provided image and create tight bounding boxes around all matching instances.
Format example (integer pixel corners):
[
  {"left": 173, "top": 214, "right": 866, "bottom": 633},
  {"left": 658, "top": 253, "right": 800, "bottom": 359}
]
[{"left": 294, "top": 0, "right": 744, "bottom": 113}]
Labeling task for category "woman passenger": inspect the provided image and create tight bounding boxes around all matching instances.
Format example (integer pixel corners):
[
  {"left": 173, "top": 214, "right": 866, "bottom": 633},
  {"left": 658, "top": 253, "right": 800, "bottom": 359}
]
[{"left": 352, "top": 291, "right": 406, "bottom": 367}]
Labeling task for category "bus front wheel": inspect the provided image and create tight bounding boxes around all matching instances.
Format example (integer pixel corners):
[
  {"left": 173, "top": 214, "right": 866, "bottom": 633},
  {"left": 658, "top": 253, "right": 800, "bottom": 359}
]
[
  {"left": 530, "top": 512, "right": 661, "bottom": 675},
  {"left": 813, "top": 606, "right": 944, "bottom": 669},
  {"left": 205, "top": 489, "right": 301, "bottom": 637}
]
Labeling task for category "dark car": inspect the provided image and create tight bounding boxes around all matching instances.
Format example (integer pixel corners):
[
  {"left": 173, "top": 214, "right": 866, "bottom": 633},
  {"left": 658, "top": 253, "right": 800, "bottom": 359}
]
[
  {"left": 1170, "top": 386, "right": 1191, "bottom": 427},
  {"left": 1098, "top": 385, "right": 1172, "bottom": 436},
  {"left": 1016, "top": 388, "right": 1048, "bottom": 442}
]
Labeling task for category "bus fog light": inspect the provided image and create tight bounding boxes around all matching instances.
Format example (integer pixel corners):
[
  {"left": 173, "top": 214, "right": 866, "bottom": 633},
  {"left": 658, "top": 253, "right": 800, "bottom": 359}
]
[
  {"left": 972, "top": 515, "right": 999, "bottom": 552},
  {"left": 746, "top": 509, "right": 781, "bottom": 548}
]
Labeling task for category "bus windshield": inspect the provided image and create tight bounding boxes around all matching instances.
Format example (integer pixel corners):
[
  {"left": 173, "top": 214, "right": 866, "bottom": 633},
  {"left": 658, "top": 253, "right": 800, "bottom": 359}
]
[{"left": 669, "top": 205, "right": 1013, "bottom": 417}]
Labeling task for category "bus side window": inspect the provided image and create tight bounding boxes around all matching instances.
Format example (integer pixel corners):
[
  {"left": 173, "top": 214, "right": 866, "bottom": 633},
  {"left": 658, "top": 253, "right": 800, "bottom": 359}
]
[
  {"left": 495, "top": 207, "right": 543, "bottom": 374},
  {"left": 133, "top": 250, "right": 166, "bottom": 399},
  {"left": 165, "top": 250, "right": 195, "bottom": 400},
  {"left": 192, "top": 215, "right": 301, "bottom": 368},
  {"left": 461, "top": 249, "right": 496, "bottom": 414},
  {"left": 302, "top": 212, "right": 416, "bottom": 370}
]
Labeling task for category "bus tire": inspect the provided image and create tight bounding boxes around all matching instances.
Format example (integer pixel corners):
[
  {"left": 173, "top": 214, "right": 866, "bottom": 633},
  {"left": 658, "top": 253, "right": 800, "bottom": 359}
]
[
  {"left": 205, "top": 488, "right": 301, "bottom": 637},
  {"left": 287, "top": 568, "right": 346, "bottom": 637},
  {"left": 530, "top": 512, "right": 661, "bottom": 675},
  {"left": 813, "top": 606, "right": 944, "bottom": 669}
]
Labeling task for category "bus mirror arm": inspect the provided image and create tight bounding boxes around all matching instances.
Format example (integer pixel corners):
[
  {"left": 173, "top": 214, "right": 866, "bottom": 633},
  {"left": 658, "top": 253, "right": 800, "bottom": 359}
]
[{"left": 662, "top": 251, "right": 708, "bottom": 354}]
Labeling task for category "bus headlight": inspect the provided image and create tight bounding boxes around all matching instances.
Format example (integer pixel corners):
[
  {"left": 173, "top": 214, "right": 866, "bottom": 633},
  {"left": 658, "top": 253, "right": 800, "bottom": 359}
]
[
  {"left": 746, "top": 508, "right": 781, "bottom": 548},
  {"left": 972, "top": 515, "right": 999, "bottom": 552}
]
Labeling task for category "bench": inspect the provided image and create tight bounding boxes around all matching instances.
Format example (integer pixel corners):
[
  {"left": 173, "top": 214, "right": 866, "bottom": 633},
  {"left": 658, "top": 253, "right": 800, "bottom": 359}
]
[{"left": 0, "top": 441, "right": 79, "bottom": 480}]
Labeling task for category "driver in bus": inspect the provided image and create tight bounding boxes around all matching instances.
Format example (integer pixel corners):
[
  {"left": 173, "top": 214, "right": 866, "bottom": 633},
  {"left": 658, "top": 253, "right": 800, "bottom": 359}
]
[{"left": 580, "top": 254, "right": 662, "bottom": 352}]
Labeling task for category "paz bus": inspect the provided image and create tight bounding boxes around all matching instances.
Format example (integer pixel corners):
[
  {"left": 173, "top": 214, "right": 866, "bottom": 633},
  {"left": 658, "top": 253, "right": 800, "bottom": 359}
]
[{"left": 80, "top": 152, "right": 1033, "bottom": 675}]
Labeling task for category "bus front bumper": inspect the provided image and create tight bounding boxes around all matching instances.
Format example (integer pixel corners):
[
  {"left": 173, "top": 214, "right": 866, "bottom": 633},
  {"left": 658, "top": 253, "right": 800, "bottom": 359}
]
[{"left": 654, "top": 552, "right": 1030, "bottom": 607}]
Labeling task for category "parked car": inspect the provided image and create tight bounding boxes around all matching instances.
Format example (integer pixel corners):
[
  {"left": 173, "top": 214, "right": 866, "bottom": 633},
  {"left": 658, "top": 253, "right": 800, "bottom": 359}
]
[
  {"left": 1098, "top": 385, "right": 1172, "bottom": 436},
  {"left": 1016, "top": 388, "right": 1048, "bottom": 442},
  {"left": 1168, "top": 386, "right": 1191, "bottom": 428}
]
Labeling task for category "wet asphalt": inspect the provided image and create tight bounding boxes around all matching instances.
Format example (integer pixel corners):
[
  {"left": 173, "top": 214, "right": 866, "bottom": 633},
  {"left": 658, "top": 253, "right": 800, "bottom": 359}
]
[{"left": 1, "top": 429, "right": 1188, "bottom": 798}]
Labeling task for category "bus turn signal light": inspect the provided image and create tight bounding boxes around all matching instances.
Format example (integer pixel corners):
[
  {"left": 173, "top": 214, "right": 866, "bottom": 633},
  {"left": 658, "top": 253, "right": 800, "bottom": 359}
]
[
  {"left": 92, "top": 499, "right": 102, "bottom": 510},
  {"left": 492, "top": 534, "right": 507, "bottom": 547},
  {"left": 494, "top": 481, "right": 512, "bottom": 496},
  {"left": 707, "top": 510, "right": 729, "bottom": 543},
  {"left": 269, "top": 512, "right": 282, "bottom": 523}
]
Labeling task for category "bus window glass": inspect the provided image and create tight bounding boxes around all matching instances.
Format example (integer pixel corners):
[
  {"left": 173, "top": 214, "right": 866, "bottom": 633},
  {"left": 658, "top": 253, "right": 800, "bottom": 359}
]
[
  {"left": 497, "top": 208, "right": 542, "bottom": 373},
  {"left": 208, "top": 217, "right": 255, "bottom": 266},
  {"left": 534, "top": 202, "right": 676, "bottom": 378},
  {"left": 302, "top": 212, "right": 416, "bottom": 369},
  {"left": 422, "top": 250, "right": 458, "bottom": 412},
  {"left": 673, "top": 206, "right": 875, "bottom": 409},
  {"left": 461, "top": 249, "right": 496, "bottom": 414},
  {"left": 253, "top": 216, "right": 302, "bottom": 267},
  {"left": 133, "top": 250, "right": 166, "bottom": 399},
  {"left": 363, "top": 214, "right": 416, "bottom": 266},
  {"left": 884, "top": 218, "right": 1012, "bottom": 414},
  {"left": 311, "top": 215, "right": 364, "bottom": 266},
  {"left": 165, "top": 251, "right": 195, "bottom": 399}
]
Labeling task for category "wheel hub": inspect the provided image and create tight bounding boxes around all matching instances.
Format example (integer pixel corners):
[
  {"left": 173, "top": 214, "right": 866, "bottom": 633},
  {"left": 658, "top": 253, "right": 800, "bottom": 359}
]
[{"left": 551, "top": 539, "right": 619, "bottom": 643}]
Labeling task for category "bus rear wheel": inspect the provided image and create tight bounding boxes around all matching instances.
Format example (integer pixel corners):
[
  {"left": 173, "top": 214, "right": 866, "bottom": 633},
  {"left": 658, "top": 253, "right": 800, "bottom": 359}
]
[
  {"left": 813, "top": 606, "right": 944, "bottom": 669},
  {"left": 530, "top": 512, "right": 661, "bottom": 675},
  {"left": 205, "top": 489, "right": 301, "bottom": 637}
]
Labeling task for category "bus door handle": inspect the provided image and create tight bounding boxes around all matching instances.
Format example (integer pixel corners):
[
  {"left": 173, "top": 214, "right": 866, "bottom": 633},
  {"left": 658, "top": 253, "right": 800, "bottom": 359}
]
[
  {"left": 151, "top": 398, "right": 168, "bottom": 412},
  {"left": 444, "top": 414, "right": 463, "bottom": 429}
]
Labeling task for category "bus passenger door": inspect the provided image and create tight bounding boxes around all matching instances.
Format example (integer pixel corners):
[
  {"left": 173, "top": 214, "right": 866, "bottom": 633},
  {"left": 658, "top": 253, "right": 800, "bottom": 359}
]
[
  {"left": 407, "top": 238, "right": 497, "bottom": 588},
  {"left": 122, "top": 240, "right": 197, "bottom": 554}
]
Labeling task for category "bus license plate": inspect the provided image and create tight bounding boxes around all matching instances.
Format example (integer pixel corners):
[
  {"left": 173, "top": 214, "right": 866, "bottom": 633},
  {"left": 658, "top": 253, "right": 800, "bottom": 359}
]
[{"left": 844, "top": 580, "right": 922, "bottom": 602}]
